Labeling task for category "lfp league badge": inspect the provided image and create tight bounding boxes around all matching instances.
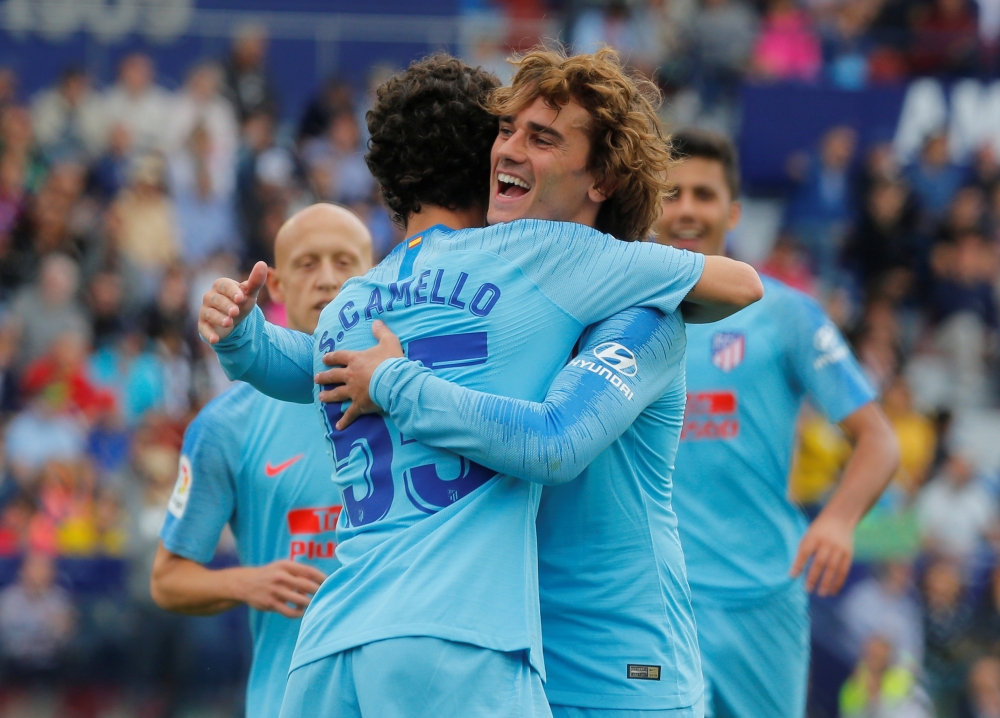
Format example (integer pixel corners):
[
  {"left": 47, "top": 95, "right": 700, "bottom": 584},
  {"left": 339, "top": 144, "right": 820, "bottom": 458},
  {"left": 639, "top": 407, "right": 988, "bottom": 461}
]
[{"left": 711, "top": 332, "right": 745, "bottom": 373}]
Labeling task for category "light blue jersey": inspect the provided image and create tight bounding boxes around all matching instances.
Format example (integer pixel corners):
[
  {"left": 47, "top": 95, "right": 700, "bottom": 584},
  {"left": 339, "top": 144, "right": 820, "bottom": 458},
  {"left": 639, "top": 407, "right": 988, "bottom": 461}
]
[
  {"left": 369, "top": 307, "right": 702, "bottom": 711},
  {"left": 673, "top": 276, "right": 875, "bottom": 601},
  {"left": 212, "top": 219, "right": 704, "bottom": 679},
  {"left": 160, "top": 384, "right": 341, "bottom": 718}
]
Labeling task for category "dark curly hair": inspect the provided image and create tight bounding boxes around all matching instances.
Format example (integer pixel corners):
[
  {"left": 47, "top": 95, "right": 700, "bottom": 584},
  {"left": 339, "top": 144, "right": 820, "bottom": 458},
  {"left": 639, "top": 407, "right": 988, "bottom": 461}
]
[{"left": 365, "top": 55, "right": 499, "bottom": 228}]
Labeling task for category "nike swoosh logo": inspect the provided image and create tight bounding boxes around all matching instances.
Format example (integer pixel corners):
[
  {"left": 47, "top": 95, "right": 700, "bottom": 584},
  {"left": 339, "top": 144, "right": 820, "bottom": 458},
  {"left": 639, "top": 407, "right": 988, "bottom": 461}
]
[{"left": 265, "top": 454, "right": 304, "bottom": 478}]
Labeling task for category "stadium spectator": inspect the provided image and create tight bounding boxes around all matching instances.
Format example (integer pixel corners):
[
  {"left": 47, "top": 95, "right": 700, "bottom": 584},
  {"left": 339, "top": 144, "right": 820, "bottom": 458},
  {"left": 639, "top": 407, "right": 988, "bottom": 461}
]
[
  {"left": 90, "top": 122, "right": 133, "bottom": 201},
  {"left": 167, "top": 61, "right": 238, "bottom": 167},
  {"left": 785, "top": 125, "right": 858, "bottom": 279},
  {"left": 8, "top": 252, "right": 90, "bottom": 370},
  {"left": 905, "top": 133, "right": 967, "bottom": 220},
  {"left": 839, "top": 635, "right": 931, "bottom": 717},
  {"left": 752, "top": 0, "right": 823, "bottom": 81},
  {"left": 916, "top": 452, "right": 1000, "bottom": 563},
  {"left": 927, "top": 230, "right": 998, "bottom": 407},
  {"left": 168, "top": 124, "right": 240, "bottom": 265},
  {"left": 910, "top": 0, "right": 980, "bottom": 76},
  {"left": 687, "top": 0, "right": 759, "bottom": 108},
  {"left": 840, "top": 561, "right": 925, "bottom": 663},
  {"left": 922, "top": 559, "right": 976, "bottom": 714},
  {"left": 0, "top": 552, "right": 75, "bottom": 682},
  {"left": 110, "top": 154, "right": 179, "bottom": 286},
  {"left": 222, "top": 24, "right": 279, "bottom": 121},
  {"left": 301, "top": 110, "right": 374, "bottom": 206},
  {"left": 297, "top": 76, "right": 356, "bottom": 143},
  {"left": 961, "top": 655, "right": 1000, "bottom": 718},
  {"left": 882, "top": 374, "right": 938, "bottom": 496},
  {"left": 30, "top": 67, "right": 104, "bottom": 161},
  {"left": 99, "top": 53, "right": 171, "bottom": 154},
  {"left": 843, "top": 179, "right": 920, "bottom": 296}
]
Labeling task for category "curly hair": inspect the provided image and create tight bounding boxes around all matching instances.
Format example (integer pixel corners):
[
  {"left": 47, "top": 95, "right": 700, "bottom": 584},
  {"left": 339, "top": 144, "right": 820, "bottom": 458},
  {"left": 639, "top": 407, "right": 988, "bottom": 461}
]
[
  {"left": 365, "top": 55, "right": 499, "bottom": 227},
  {"left": 489, "top": 46, "right": 672, "bottom": 241}
]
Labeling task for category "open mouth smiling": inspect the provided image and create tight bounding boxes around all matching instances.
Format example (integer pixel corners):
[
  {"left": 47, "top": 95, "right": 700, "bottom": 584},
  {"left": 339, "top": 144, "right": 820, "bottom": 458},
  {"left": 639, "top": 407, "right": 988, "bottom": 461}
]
[{"left": 497, "top": 172, "right": 531, "bottom": 198}]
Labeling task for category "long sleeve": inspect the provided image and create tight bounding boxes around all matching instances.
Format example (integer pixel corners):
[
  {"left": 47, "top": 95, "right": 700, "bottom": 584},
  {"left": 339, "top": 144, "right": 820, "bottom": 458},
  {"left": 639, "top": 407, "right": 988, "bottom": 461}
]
[
  {"left": 211, "top": 305, "right": 315, "bottom": 404},
  {"left": 371, "top": 308, "right": 686, "bottom": 485}
]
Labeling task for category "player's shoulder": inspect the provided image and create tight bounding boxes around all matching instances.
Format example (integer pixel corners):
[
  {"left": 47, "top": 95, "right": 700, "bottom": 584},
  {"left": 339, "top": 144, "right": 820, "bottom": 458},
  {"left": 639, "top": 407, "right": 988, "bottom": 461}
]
[
  {"left": 185, "top": 382, "right": 262, "bottom": 447},
  {"left": 450, "top": 219, "right": 615, "bottom": 251}
]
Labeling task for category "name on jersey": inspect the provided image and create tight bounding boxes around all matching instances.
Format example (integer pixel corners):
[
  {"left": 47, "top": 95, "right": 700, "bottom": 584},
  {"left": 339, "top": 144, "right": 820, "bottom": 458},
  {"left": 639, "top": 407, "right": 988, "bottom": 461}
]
[
  {"left": 567, "top": 341, "right": 637, "bottom": 401},
  {"left": 681, "top": 390, "right": 740, "bottom": 441},
  {"left": 287, "top": 505, "right": 341, "bottom": 561},
  {"left": 332, "top": 270, "right": 502, "bottom": 338}
]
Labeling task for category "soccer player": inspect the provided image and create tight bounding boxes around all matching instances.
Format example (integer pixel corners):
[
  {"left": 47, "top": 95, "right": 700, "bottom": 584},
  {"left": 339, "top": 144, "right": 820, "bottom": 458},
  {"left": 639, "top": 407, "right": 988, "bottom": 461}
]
[
  {"left": 150, "top": 204, "right": 373, "bottom": 718},
  {"left": 199, "top": 52, "right": 762, "bottom": 718},
  {"left": 654, "top": 130, "right": 899, "bottom": 718}
]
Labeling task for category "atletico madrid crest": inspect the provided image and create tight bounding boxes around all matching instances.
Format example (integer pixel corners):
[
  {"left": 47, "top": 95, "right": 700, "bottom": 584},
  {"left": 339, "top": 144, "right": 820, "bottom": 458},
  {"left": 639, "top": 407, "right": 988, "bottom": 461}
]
[{"left": 711, "top": 332, "right": 745, "bottom": 373}]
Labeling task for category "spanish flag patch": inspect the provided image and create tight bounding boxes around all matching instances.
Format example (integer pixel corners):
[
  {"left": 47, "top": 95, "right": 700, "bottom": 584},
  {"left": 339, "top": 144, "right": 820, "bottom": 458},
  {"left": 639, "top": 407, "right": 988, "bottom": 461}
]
[{"left": 408, "top": 235, "right": 423, "bottom": 249}]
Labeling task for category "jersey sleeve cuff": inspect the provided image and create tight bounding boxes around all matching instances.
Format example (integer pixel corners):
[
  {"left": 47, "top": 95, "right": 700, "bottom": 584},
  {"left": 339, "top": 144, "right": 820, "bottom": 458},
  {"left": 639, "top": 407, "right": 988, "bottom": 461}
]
[
  {"left": 212, "top": 305, "right": 262, "bottom": 380},
  {"left": 370, "top": 357, "right": 427, "bottom": 411}
]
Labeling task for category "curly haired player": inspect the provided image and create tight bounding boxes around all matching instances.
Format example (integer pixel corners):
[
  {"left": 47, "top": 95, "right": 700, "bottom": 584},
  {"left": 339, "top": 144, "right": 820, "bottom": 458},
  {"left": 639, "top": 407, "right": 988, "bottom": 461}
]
[{"left": 198, "top": 51, "right": 762, "bottom": 718}]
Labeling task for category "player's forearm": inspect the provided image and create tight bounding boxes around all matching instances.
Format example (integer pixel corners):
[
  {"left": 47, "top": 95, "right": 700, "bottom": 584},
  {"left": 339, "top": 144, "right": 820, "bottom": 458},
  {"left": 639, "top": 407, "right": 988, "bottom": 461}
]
[
  {"left": 821, "top": 404, "right": 899, "bottom": 528},
  {"left": 683, "top": 256, "right": 764, "bottom": 323},
  {"left": 373, "top": 359, "right": 624, "bottom": 485},
  {"left": 213, "top": 305, "right": 314, "bottom": 403},
  {"left": 151, "top": 547, "right": 244, "bottom": 615}
]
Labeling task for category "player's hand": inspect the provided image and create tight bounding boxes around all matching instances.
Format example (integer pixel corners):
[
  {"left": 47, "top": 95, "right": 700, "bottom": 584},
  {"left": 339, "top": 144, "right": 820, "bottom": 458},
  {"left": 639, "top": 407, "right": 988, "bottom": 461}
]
[
  {"left": 198, "top": 261, "right": 268, "bottom": 344},
  {"left": 790, "top": 512, "right": 854, "bottom": 597},
  {"left": 315, "top": 320, "right": 403, "bottom": 430},
  {"left": 231, "top": 560, "right": 327, "bottom": 619}
]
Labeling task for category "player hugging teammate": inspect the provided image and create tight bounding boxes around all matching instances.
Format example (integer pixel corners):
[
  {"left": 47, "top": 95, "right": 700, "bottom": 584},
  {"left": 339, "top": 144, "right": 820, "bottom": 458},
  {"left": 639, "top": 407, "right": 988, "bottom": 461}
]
[{"left": 178, "top": 47, "right": 898, "bottom": 718}]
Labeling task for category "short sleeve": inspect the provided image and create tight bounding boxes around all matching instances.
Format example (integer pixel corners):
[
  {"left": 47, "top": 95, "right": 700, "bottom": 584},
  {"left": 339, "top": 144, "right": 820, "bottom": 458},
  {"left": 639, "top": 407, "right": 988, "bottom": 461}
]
[
  {"left": 783, "top": 290, "right": 876, "bottom": 424},
  {"left": 159, "top": 398, "right": 240, "bottom": 565}
]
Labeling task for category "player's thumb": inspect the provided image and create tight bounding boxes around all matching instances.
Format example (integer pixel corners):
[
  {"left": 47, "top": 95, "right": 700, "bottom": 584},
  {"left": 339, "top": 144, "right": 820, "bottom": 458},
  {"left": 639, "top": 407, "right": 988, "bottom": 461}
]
[
  {"left": 245, "top": 261, "right": 268, "bottom": 300},
  {"left": 372, "top": 320, "right": 400, "bottom": 349}
]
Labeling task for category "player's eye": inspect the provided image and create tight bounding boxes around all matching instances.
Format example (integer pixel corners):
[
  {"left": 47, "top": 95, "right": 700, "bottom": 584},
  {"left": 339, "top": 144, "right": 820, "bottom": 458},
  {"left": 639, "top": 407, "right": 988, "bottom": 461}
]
[
  {"left": 533, "top": 135, "right": 551, "bottom": 147},
  {"left": 499, "top": 126, "right": 513, "bottom": 138}
]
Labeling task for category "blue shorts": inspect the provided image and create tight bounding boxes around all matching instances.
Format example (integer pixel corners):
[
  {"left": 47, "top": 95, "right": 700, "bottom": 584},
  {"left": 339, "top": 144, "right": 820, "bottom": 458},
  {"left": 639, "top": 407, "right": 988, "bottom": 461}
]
[
  {"left": 278, "top": 636, "right": 551, "bottom": 718},
  {"left": 693, "top": 582, "right": 809, "bottom": 718},
  {"left": 551, "top": 697, "right": 704, "bottom": 718}
]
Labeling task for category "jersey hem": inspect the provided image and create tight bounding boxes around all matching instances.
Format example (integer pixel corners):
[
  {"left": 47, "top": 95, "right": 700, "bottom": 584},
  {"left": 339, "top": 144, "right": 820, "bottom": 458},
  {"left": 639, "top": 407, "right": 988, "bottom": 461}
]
[
  {"left": 545, "top": 684, "right": 703, "bottom": 710},
  {"left": 289, "top": 624, "right": 542, "bottom": 678},
  {"left": 159, "top": 537, "right": 215, "bottom": 567}
]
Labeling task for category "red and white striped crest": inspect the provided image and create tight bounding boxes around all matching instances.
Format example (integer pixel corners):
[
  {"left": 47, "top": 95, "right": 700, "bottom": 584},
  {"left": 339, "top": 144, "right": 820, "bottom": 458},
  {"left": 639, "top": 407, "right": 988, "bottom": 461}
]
[{"left": 711, "top": 332, "right": 745, "bottom": 373}]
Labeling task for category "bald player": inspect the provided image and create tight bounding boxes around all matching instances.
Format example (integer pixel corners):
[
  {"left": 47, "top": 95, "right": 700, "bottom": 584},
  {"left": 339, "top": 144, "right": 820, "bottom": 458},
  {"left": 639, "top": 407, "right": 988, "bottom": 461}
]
[{"left": 151, "top": 204, "right": 372, "bottom": 718}]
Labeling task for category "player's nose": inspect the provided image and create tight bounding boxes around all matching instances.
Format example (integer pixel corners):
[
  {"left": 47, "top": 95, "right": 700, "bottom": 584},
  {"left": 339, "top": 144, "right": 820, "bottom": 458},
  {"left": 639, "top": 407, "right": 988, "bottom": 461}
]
[{"left": 497, "top": 130, "right": 528, "bottom": 164}]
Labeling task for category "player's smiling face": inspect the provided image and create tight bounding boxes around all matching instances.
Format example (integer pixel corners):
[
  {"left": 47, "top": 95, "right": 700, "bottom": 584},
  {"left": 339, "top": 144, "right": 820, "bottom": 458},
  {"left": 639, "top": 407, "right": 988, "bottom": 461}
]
[
  {"left": 487, "top": 95, "right": 607, "bottom": 228},
  {"left": 653, "top": 157, "right": 740, "bottom": 256}
]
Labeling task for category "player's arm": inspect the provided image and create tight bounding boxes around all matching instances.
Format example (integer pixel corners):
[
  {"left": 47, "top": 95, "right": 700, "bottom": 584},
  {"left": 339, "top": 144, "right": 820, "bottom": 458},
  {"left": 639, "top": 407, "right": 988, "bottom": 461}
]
[
  {"left": 681, "top": 255, "right": 766, "bottom": 323},
  {"left": 152, "top": 404, "right": 326, "bottom": 618},
  {"left": 507, "top": 224, "right": 762, "bottom": 326},
  {"left": 316, "top": 309, "right": 683, "bottom": 485},
  {"left": 197, "top": 262, "right": 315, "bottom": 403},
  {"left": 791, "top": 403, "right": 898, "bottom": 596},
  {"left": 151, "top": 545, "right": 326, "bottom": 619},
  {"left": 785, "top": 298, "right": 899, "bottom": 596}
]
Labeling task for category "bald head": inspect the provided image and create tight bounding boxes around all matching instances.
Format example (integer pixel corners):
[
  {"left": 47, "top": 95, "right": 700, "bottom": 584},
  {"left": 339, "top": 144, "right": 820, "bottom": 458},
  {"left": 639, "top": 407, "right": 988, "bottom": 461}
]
[{"left": 268, "top": 203, "right": 373, "bottom": 333}]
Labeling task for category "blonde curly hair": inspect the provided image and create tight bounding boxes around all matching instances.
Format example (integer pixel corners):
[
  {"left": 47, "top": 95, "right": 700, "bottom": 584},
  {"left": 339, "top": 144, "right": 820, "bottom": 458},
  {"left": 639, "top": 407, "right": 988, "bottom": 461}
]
[{"left": 489, "top": 46, "right": 672, "bottom": 241}]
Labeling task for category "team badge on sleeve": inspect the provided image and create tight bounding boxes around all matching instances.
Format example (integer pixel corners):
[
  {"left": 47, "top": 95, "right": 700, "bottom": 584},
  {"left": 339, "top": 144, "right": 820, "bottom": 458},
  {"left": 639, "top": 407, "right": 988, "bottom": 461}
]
[
  {"left": 167, "top": 455, "right": 193, "bottom": 519},
  {"left": 711, "top": 332, "right": 745, "bottom": 373}
]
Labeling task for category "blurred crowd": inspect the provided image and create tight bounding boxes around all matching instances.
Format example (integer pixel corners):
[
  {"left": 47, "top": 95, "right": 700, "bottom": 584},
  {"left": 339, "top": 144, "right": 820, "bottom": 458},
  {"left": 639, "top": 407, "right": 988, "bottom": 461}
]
[{"left": 0, "top": 1, "right": 997, "bottom": 716}]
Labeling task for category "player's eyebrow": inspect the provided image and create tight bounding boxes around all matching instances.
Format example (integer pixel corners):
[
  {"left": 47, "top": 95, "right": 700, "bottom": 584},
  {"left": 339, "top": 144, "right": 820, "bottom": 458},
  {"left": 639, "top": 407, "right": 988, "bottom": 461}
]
[{"left": 525, "top": 121, "right": 565, "bottom": 144}]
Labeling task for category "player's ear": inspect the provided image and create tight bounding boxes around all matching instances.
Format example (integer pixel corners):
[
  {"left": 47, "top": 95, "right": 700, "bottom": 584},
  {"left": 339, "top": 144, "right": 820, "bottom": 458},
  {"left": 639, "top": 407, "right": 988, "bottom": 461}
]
[
  {"left": 265, "top": 267, "right": 285, "bottom": 304},
  {"left": 727, "top": 200, "right": 742, "bottom": 232},
  {"left": 588, "top": 181, "right": 611, "bottom": 204}
]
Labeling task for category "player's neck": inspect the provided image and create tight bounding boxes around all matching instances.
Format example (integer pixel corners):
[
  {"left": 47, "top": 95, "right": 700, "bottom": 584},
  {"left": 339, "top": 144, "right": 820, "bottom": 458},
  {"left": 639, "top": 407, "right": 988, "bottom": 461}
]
[{"left": 404, "top": 204, "right": 485, "bottom": 238}]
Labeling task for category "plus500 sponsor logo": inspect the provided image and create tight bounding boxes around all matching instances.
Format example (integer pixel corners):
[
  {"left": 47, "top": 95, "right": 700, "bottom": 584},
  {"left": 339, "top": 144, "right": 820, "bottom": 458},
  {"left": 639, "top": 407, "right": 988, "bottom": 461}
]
[
  {"left": 287, "top": 505, "right": 340, "bottom": 561},
  {"left": 681, "top": 391, "right": 739, "bottom": 441}
]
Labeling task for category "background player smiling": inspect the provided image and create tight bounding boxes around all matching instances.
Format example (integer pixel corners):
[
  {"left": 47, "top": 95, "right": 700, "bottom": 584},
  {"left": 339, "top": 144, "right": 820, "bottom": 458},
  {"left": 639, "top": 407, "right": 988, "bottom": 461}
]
[
  {"left": 152, "top": 203, "right": 372, "bottom": 718},
  {"left": 654, "top": 129, "right": 899, "bottom": 718},
  {"left": 198, "top": 51, "right": 762, "bottom": 718}
]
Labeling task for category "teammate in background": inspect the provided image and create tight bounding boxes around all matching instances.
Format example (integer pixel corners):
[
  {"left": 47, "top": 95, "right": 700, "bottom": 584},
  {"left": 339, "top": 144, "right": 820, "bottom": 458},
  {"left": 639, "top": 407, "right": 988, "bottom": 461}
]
[
  {"left": 151, "top": 204, "right": 372, "bottom": 718},
  {"left": 198, "top": 52, "right": 761, "bottom": 718},
  {"left": 654, "top": 130, "right": 899, "bottom": 718}
]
